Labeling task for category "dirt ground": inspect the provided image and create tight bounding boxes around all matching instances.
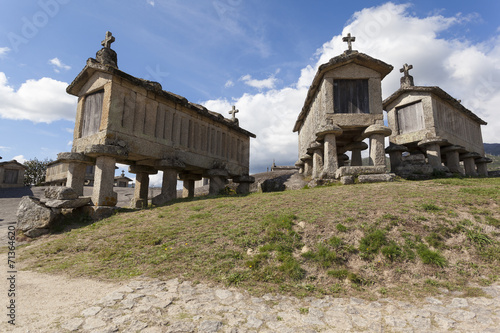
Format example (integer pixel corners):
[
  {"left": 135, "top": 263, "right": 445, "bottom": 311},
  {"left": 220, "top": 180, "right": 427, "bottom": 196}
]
[{"left": 0, "top": 269, "right": 120, "bottom": 331}]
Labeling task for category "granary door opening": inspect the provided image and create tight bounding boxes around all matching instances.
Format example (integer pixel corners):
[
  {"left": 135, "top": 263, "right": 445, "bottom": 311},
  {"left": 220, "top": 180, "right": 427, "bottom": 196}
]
[
  {"left": 396, "top": 100, "right": 424, "bottom": 134},
  {"left": 333, "top": 79, "right": 370, "bottom": 114},
  {"left": 81, "top": 89, "right": 104, "bottom": 138},
  {"left": 3, "top": 169, "right": 19, "bottom": 184}
]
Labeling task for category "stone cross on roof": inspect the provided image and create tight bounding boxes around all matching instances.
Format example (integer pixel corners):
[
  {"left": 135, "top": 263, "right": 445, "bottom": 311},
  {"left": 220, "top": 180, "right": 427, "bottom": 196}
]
[
  {"left": 229, "top": 105, "right": 239, "bottom": 121},
  {"left": 400, "top": 63, "right": 414, "bottom": 88},
  {"left": 101, "top": 31, "right": 115, "bottom": 49},
  {"left": 342, "top": 33, "right": 356, "bottom": 52},
  {"left": 400, "top": 63, "right": 413, "bottom": 77}
]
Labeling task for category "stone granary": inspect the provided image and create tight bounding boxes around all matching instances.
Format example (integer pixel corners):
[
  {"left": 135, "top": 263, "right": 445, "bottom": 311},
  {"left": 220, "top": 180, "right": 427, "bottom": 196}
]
[
  {"left": 293, "top": 34, "right": 394, "bottom": 182},
  {"left": 0, "top": 160, "right": 26, "bottom": 188},
  {"left": 114, "top": 170, "right": 132, "bottom": 187},
  {"left": 56, "top": 32, "right": 255, "bottom": 209},
  {"left": 383, "top": 64, "right": 491, "bottom": 177},
  {"left": 45, "top": 160, "right": 95, "bottom": 186}
]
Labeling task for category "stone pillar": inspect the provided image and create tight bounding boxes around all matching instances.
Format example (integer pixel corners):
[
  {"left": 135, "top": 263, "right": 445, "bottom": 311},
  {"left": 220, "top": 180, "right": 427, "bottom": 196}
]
[
  {"left": 179, "top": 173, "right": 202, "bottom": 198},
  {"left": 92, "top": 156, "right": 117, "bottom": 206},
  {"left": 129, "top": 165, "right": 158, "bottom": 209},
  {"left": 295, "top": 160, "right": 305, "bottom": 174},
  {"left": 338, "top": 154, "right": 349, "bottom": 167},
  {"left": 207, "top": 169, "right": 229, "bottom": 196},
  {"left": 441, "top": 145, "right": 464, "bottom": 174},
  {"left": 134, "top": 172, "right": 150, "bottom": 208},
  {"left": 66, "top": 163, "right": 87, "bottom": 197},
  {"left": 83, "top": 145, "right": 128, "bottom": 207},
  {"left": 233, "top": 175, "right": 255, "bottom": 195},
  {"left": 369, "top": 134, "right": 386, "bottom": 166},
  {"left": 315, "top": 124, "right": 342, "bottom": 179},
  {"left": 322, "top": 133, "right": 339, "bottom": 178},
  {"left": 183, "top": 180, "right": 195, "bottom": 198},
  {"left": 418, "top": 137, "right": 448, "bottom": 169},
  {"left": 152, "top": 169, "right": 178, "bottom": 206},
  {"left": 475, "top": 157, "right": 492, "bottom": 177},
  {"left": 460, "top": 152, "right": 480, "bottom": 177},
  {"left": 345, "top": 142, "right": 368, "bottom": 167},
  {"left": 363, "top": 125, "right": 391, "bottom": 168},
  {"left": 385, "top": 144, "right": 408, "bottom": 172},
  {"left": 300, "top": 155, "right": 313, "bottom": 177},
  {"left": 308, "top": 143, "right": 323, "bottom": 179}
]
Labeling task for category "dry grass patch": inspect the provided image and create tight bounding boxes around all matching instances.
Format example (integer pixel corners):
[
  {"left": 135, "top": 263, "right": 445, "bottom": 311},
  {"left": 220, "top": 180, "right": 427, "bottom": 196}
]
[{"left": 15, "top": 177, "right": 500, "bottom": 300}]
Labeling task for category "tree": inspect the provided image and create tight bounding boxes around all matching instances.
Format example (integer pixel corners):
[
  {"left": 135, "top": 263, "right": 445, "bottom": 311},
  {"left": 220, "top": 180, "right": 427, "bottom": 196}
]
[{"left": 23, "top": 158, "right": 53, "bottom": 186}]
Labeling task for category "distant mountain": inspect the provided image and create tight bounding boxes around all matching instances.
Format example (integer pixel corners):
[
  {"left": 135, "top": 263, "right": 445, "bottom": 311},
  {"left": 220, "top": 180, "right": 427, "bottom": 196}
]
[{"left": 484, "top": 143, "right": 500, "bottom": 156}]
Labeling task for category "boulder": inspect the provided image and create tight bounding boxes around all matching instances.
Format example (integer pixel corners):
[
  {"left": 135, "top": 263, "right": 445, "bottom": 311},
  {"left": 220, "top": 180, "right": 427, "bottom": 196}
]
[
  {"left": 335, "top": 166, "right": 387, "bottom": 178},
  {"left": 44, "top": 197, "right": 92, "bottom": 209},
  {"left": 340, "top": 176, "right": 355, "bottom": 185},
  {"left": 358, "top": 173, "right": 396, "bottom": 183},
  {"left": 16, "top": 196, "right": 60, "bottom": 237},
  {"left": 261, "top": 178, "right": 287, "bottom": 192},
  {"left": 44, "top": 187, "right": 78, "bottom": 200}
]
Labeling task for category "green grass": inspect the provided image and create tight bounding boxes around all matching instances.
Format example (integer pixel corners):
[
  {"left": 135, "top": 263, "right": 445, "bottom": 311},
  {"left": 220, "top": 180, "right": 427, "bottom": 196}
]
[{"left": 13, "top": 177, "right": 500, "bottom": 300}]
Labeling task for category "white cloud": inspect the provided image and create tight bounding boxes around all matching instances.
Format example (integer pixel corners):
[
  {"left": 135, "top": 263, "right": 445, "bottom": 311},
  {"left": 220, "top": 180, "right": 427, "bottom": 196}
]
[
  {"left": 12, "top": 155, "right": 27, "bottom": 164},
  {"left": 0, "top": 146, "right": 11, "bottom": 151},
  {"left": 240, "top": 73, "right": 278, "bottom": 90},
  {"left": 49, "top": 57, "right": 71, "bottom": 73},
  {"left": 0, "top": 47, "right": 10, "bottom": 58},
  {"left": 0, "top": 72, "right": 77, "bottom": 123},
  {"left": 147, "top": 0, "right": 155, "bottom": 6},
  {"left": 224, "top": 80, "right": 234, "bottom": 88},
  {"left": 202, "top": 3, "right": 500, "bottom": 172},
  {"left": 67, "top": 140, "right": 73, "bottom": 146}
]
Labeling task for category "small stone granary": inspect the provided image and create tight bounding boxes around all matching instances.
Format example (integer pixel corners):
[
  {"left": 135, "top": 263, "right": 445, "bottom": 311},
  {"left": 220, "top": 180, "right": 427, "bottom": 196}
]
[
  {"left": 56, "top": 32, "right": 255, "bottom": 209},
  {"left": 383, "top": 64, "right": 491, "bottom": 177},
  {"left": 0, "top": 160, "right": 26, "bottom": 188},
  {"left": 293, "top": 34, "right": 394, "bottom": 183},
  {"left": 45, "top": 160, "right": 95, "bottom": 186}
]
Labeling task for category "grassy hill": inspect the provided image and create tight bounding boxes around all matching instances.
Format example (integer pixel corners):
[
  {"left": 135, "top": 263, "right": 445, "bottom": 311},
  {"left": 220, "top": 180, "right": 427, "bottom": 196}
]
[
  {"left": 16, "top": 177, "right": 500, "bottom": 300},
  {"left": 484, "top": 143, "right": 500, "bottom": 156},
  {"left": 487, "top": 154, "right": 500, "bottom": 171}
]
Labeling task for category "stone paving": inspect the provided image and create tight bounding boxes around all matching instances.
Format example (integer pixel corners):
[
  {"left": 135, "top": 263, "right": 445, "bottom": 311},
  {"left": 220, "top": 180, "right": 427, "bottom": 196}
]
[{"left": 44, "top": 278, "right": 500, "bottom": 332}]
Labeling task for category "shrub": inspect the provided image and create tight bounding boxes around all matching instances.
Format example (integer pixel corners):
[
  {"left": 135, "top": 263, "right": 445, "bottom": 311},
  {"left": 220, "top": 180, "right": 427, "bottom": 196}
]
[
  {"left": 336, "top": 223, "right": 348, "bottom": 232},
  {"left": 359, "top": 229, "right": 387, "bottom": 256},
  {"left": 381, "top": 241, "right": 403, "bottom": 261},
  {"left": 328, "top": 268, "right": 348, "bottom": 279},
  {"left": 421, "top": 203, "right": 441, "bottom": 212},
  {"left": 417, "top": 245, "right": 447, "bottom": 268},
  {"left": 302, "top": 243, "right": 337, "bottom": 268}
]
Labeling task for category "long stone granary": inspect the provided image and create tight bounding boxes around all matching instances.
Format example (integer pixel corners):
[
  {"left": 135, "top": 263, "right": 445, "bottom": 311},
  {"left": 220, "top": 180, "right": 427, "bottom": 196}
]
[{"left": 58, "top": 32, "right": 256, "bottom": 208}]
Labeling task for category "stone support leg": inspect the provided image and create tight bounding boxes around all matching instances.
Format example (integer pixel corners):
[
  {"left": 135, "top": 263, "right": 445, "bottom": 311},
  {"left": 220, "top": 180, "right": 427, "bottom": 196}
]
[
  {"left": 445, "top": 151, "right": 461, "bottom": 174},
  {"left": 234, "top": 175, "right": 255, "bottom": 195},
  {"left": 388, "top": 151, "right": 403, "bottom": 172},
  {"left": 303, "top": 159, "right": 313, "bottom": 177},
  {"left": 322, "top": 133, "right": 339, "bottom": 178},
  {"left": 92, "top": 156, "right": 117, "bottom": 207},
  {"left": 209, "top": 176, "right": 228, "bottom": 195},
  {"left": 312, "top": 149, "right": 324, "bottom": 179},
  {"left": 351, "top": 149, "right": 363, "bottom": 167},
  {"left": 369, "top": 134, "right": 386, "bottom": 167},
  {"left": 133, "top": 172, "right": 150, "bottom": 208},
  {"left": 152, "top": 169, "right": 178, "bottom": 206},
  {"left": 426, "top": 143, "right": 443, "bottom": 168},
  {"left": 476, "top": 163, "right": 488, "bottom": 177},
  {"left": 66, "top": 162, "right": 86, "bottom": 197},
  {"left": 183, "top": 180, "right": 195, "bottom": 198},
  {"left": 463, "top": 157, "right": 478, "bottom": 177},
  {"left": 208, "top": 169, "right": 229, "bottom": 196}
]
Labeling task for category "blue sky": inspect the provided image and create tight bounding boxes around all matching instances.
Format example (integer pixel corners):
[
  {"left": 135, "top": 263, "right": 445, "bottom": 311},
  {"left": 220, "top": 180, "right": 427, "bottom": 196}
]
[{"left": 1, "top": 1, "right": 499, "bottom": 184}]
